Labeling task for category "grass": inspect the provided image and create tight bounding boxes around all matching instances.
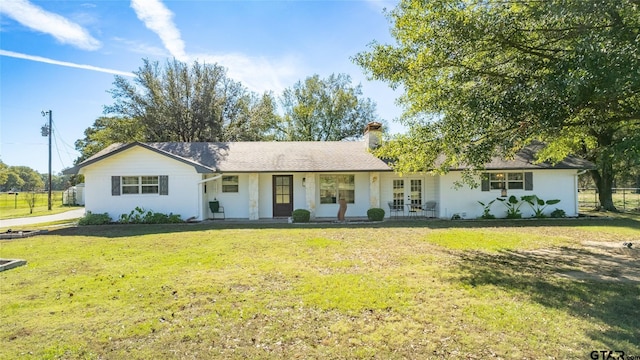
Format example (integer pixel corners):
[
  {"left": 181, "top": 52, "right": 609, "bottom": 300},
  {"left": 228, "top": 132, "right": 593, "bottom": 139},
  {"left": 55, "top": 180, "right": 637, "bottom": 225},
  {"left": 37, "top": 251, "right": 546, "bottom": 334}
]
[
  {"left": 0, "top": 192, "right": 79, "bottom": 219},
  {"left": 1, "top": 218, "right": 639, "bottom": 359}
]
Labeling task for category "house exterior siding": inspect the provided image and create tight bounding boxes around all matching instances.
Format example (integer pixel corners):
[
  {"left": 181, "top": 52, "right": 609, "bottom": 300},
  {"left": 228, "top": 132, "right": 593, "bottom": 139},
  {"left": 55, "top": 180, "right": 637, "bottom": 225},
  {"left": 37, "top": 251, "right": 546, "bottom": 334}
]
[
  {"left": 82, "top": 146, "right": 202, "bottom": 221},
  {"left": 67, "top": 138, "right": 590, "bottom": 222},
  {"left": 438, "top": 169, "right": 579, "bottom": 219}
]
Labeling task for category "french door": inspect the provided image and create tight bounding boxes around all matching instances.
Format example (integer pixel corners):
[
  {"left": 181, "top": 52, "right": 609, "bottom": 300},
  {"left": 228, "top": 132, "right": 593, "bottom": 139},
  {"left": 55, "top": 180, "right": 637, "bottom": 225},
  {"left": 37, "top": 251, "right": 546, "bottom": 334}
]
[{"left": 392, "top": 179, "right": 423, "bottom": 212}]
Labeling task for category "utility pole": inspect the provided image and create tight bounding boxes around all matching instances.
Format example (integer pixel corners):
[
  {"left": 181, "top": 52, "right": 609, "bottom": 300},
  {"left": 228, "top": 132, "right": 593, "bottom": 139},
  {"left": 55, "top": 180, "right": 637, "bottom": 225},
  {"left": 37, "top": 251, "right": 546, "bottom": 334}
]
[{"left": 41, "top": 110, "right": 52, "bottom": 211}]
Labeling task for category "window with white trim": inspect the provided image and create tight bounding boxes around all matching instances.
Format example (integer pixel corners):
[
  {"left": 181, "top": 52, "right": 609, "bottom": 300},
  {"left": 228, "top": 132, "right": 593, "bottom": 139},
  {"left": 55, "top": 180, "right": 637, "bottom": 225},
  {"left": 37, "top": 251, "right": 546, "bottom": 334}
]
[
  {"left": 122, "top": 176, "right": 159, "bottom": 194},
  {"left": 221, "top": 176, "right": 239, "bottom": 193},
  {"left": 482, "top": 172, "right": 533, "bottom": 191},
  {"left": 320, "top": 175, "right": 355, "bottom": 204},
  {"left": 112, "top": 175, "right": 168, "bottom": 196}
]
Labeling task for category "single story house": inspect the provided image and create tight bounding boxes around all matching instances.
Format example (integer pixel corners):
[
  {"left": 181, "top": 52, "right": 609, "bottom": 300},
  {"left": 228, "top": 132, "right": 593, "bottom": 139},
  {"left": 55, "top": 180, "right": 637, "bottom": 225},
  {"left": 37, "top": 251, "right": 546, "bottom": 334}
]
[{"left": 63, "top": 123, "right": 593, "bottom": 221}]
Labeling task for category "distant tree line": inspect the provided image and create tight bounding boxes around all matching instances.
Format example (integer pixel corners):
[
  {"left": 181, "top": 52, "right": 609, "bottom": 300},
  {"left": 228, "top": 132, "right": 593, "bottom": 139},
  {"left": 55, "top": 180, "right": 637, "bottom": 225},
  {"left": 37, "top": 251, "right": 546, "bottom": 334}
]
[
  {"left": 74, "top": 59, "right": 381, "bottom": 163},
  {"left": 0, "top": 160, "right": 75, "bottom": 192}
]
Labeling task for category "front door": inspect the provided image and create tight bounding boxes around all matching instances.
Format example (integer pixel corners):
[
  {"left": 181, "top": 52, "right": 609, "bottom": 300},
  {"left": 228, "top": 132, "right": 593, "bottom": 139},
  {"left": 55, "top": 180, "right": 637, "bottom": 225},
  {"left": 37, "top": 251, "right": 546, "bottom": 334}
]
[{"left": 273, "top": 175, "right": 293, "bottom": 217}]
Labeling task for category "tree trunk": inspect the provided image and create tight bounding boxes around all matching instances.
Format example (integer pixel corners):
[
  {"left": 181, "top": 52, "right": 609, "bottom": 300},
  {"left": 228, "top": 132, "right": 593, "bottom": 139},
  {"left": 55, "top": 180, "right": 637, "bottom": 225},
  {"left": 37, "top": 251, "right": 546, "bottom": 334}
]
[{"left": 589, "top": 165, "right": 617, "bottom": 212}]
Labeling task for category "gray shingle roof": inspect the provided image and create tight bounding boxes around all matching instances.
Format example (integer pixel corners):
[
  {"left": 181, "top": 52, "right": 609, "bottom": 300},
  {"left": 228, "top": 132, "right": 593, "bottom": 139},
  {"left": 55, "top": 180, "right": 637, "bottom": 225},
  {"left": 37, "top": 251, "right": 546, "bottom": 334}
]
[
  {"left": 443, "top": 143, "right": 595, "bottom": 170},
  {"left": 64, "top": 141, "right": 593, "bottom": 175},
  {"left": 148, "top": 142, "right": 392, "bottom": 172},
  {"left": 65, "top": 141, "right": 392, "bottom": 174}
]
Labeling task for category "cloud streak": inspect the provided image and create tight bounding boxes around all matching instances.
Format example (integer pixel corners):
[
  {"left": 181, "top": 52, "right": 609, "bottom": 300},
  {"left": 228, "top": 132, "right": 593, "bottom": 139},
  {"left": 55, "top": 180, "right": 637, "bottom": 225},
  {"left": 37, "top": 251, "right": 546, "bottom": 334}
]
[
  {"left": 0, "top": 0, "right": 100, "bottom": 50},
  {"left": 0, "top": 50, "right": 134, "bottom": 77},
  {"left": 130, "top": 0, "right": 187, "bottom": 61}
]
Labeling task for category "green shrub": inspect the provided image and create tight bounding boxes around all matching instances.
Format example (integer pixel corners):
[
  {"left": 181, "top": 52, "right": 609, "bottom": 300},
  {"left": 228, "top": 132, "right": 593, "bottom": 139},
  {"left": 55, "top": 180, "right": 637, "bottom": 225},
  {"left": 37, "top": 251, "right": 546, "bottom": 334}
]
[
  {"left": 119, "top": 207, "right": 183, "bottom": 224},
  {"left": 550, "top": 208, "right": 566, "bottom": 218},
  {"left": 292, "top": 209, "right": 311, "bottom": 223},
  {"left": 477, "top": 200, "right": 496, "bottom": 219},
  {"left": 497, "top": 195, "right": 523, "bottom": 219},
  {"left": 367, "top": 208, "right": 385, "bottom": 221},
  {"left": 78, "top": 212, "right": 112, "bottom": 225}
]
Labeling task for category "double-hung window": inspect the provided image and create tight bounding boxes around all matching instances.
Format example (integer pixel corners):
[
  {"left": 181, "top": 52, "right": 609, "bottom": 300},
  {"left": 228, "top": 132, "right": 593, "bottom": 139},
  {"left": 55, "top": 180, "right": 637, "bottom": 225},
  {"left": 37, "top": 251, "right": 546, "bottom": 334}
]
[
  {"left": 112, "top": 175, "right": 168, "bottom": 196},
  {"left": 482, "top": 172, "right": 532, "bottom": 191},
  {"left": 221, "top": 176, "right": 239, "bottom": 193}
]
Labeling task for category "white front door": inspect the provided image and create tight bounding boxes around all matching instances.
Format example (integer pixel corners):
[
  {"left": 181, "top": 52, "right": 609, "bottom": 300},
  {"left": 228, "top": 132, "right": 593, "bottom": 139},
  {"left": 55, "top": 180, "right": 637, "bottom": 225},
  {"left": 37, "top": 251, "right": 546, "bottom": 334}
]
[{"left": 392, "top": 178, "right": 423, "bottom": 214}]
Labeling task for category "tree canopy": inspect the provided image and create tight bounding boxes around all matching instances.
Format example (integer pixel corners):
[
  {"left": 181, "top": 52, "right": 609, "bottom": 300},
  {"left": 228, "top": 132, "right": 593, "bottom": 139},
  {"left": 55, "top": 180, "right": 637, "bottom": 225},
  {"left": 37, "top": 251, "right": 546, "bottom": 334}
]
[
  {"left": 103, "top": 58, "right": 278, "bottom": 143},
  {"left": 275, "top": 74, "right": 380, "bottom": 141},
  {"left": 0, "top": 164, "right": 44, "bottom": 192},
  {"left": 77, "top": 61, "right": 382, "bottom": 164},
  {"left": 355, "top": 0, "right": 640, "bottom": 210}
]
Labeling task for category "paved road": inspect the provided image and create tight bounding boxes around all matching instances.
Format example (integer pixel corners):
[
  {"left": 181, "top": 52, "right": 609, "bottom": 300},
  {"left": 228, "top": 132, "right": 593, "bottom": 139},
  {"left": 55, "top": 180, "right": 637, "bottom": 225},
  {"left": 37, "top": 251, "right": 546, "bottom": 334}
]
[{"left": 0, "top": 208, "right": 85, "bottom": 228}]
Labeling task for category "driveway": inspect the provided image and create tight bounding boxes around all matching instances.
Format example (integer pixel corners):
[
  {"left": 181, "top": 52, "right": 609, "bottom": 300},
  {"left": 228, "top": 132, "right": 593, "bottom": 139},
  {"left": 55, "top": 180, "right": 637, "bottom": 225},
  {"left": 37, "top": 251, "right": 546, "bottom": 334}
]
[{"left": 0, "top": 208, "right": 85, "bottom": 228}]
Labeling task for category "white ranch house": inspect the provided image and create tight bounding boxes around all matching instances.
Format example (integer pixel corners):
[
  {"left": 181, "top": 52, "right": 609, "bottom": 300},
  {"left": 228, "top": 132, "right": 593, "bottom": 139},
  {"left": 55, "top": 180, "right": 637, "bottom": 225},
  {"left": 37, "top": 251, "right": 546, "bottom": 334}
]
[{"left": 64, "top": 123, "right": 592, "bottom": 221}]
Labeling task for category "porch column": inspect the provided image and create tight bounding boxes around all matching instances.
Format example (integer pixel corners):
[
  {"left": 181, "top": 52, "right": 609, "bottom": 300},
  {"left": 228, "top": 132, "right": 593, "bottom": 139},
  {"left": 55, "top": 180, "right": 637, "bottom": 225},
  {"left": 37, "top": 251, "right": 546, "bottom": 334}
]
[
  {"left": 248, "top": 173, "right": 259, "bottom": 220},
  {"left": 370, "top": 172, "right": 380, "bottom": 208},
  {"left": 305, "top": 173, "right": 316, "bottom": 219}
]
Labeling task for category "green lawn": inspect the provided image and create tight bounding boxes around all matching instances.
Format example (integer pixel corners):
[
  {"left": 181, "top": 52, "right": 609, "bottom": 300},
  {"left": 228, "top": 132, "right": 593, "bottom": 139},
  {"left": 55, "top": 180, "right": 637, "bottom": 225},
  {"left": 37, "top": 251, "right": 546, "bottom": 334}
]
[
  {"left": 0, "top": 192, "right": 79, "bottom": 219},
  {"left": 1, "top": 219, "right": 639, "bottom": 359}
]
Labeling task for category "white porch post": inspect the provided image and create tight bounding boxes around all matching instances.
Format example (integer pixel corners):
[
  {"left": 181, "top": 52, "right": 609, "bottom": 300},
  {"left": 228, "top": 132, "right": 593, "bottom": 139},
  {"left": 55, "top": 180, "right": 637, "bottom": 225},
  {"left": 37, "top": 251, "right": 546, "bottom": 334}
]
[
  {"left": 305, "top": 173, "right": 316, "bottom": 219},
  {"left": 248, "top": 173, "right": 260, "bottom": 220},
  {"left": 370, "top": 172, "right": 380, "bottom": 208}
]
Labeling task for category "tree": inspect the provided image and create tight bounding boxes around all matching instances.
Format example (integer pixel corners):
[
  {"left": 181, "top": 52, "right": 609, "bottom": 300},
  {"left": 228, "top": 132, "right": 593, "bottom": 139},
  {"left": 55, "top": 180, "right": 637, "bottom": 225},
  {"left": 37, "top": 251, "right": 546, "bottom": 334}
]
[
  {"left": 74, "top": 116, "right": 146, "bottom": 163},
  {"left": 11, "top": 166, "right": 44, "bottom": 191},
  {"left": 104, "top": 58, "right": 277, "bottom": 143},
  {"left": 276, "top": 74, "right": 380, "bottom": 141},
  {"left": 0, "top": 160, "right": 8, "bottom": 186},
  {"left": 23, "top": 191, "right": 39, "bottom": 214},
  {"left": 355, "top": 0, "right": 640, "bottom": 211}
]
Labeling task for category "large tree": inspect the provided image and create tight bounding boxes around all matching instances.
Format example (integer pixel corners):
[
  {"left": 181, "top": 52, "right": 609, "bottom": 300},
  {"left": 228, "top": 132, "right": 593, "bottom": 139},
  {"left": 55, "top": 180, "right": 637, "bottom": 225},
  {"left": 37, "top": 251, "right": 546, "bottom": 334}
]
[
  {"left": 104, "top": 58, "right": 277, "bottom": 143},
  {"left": 355, "top": 0, "right": 640, "bottom": 211},
  {"left": 75, "top": 116, "right": 146, "bottom": 163},
  {"left": 276, "top": 73, "right": 380, "bottom": 141}
]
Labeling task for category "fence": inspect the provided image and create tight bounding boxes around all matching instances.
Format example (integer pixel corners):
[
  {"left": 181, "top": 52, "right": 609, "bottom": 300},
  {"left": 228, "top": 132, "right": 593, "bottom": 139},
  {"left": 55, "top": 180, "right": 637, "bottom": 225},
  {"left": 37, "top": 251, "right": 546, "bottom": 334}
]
[{"left": 578, "top": 188, "right": 640, "bottom": 212}]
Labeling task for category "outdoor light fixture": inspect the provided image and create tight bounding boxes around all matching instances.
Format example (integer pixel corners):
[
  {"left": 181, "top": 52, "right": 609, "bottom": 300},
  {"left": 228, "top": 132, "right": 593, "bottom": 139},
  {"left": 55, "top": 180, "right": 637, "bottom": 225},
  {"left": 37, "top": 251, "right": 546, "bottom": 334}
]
[{"left": 501, "top": 188, "right": 508, "bottom": 197}]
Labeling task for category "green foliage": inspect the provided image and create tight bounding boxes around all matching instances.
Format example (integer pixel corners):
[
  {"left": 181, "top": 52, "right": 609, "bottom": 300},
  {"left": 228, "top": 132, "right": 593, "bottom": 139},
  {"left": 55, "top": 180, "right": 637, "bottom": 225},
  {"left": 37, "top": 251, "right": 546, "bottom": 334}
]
[
  {"left": 477, "top": 199, "right": 496, "bottom": 219},
  {"left": 355, "top": 0, "right": 640, "bottom": 211},
  {"left": 103, "top": 58, "right": 278, "bottom": 144},
  {"left": 496, "top": 196, "right": 523, "bottom": 219},
  {"left": 550, "top": 208, "right": 567, "bottom": 218},
  {"left": 78, "top": 212, "right": 112, "bottom": 225},
  {"left": 119, "top": 207, "right": 183, "bottom": 224},
  {"left": 367, "top": 208, "right": 385, "bottom": 221},
  {"left": 74, "top": 116, "right": 146, "bottom": 163},
  {"left": 291, "top": 209, "right": 311, "bottom": 223},
  {"left": 0, "top": 165, "right": 44, "bottom": 192},
  {"left": 521, "top": 195, "right": 561, "bottom": 218},
  {"left": 277, "top": 73, "right": 380, "bottom": 141}
]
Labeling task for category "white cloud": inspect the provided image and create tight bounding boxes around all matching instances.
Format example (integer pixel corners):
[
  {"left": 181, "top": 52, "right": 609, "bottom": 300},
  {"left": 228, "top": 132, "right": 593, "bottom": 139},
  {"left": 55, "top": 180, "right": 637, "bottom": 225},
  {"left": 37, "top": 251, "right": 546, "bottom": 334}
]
[
  {"left": 192, "top": 52, "right": 303, "bottom": 94},
  {"left": 130, "top": 0, "right": 187, "bottom": 61},
  {"left": 0, "top": 0, "right": 100, "bottom": 50},
  {"left": 0, "top": 49, "right": 134, "bottom": 77}
]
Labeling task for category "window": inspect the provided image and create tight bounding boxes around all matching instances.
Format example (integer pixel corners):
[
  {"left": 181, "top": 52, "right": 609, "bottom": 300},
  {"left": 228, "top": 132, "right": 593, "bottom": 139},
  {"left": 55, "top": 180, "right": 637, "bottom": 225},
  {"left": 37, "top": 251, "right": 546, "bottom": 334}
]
[
  {"left": 482, "top": 172, "right": 532, "bottom": 191},
  {"left": 112, "top": 176, "right": 167, "bottom": 196},
  {"left": 123, "top": 176, "right": 159, "bottom": 194},
  {"left": 320, "top": 175, "right": 355, "bottom": 204},
  {"left": 222, "top": 176, "right": 239, "bottom": 193}
]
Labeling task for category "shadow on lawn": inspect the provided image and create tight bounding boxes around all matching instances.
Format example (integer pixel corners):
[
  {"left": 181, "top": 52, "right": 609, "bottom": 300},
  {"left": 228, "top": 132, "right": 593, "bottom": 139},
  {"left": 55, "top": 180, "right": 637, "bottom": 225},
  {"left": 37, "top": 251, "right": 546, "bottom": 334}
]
[{"left": 457, "top": 247, "right": 640, "bottom": 348}]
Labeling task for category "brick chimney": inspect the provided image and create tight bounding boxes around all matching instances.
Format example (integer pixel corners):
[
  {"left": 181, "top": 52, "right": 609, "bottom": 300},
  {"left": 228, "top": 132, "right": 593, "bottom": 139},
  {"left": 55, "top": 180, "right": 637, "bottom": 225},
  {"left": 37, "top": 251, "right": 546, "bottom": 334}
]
[{"left": 364, "top": 122, "right": 382, "bottom": 150}]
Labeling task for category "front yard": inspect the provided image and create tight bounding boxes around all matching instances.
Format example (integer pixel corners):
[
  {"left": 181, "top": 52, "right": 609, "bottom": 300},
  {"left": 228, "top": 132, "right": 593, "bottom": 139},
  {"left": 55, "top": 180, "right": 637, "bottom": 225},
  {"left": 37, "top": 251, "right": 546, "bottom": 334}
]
[{"left": 1, "top": 218, "right": 639, "bottom": 359}]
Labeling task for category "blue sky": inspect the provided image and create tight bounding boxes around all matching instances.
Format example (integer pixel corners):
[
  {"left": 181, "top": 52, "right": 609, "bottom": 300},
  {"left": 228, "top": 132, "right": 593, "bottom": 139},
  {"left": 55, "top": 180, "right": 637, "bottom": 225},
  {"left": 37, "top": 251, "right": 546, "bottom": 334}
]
[{"left": 0, "top": 0, "right": 402, "bottom": 175}]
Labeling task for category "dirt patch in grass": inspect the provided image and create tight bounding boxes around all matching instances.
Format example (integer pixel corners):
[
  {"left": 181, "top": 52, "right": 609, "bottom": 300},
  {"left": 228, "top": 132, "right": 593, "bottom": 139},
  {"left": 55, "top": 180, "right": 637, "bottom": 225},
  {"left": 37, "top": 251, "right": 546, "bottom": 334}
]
[{"left": 525, "top": 241, "right": 640, "bottom": 283}]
